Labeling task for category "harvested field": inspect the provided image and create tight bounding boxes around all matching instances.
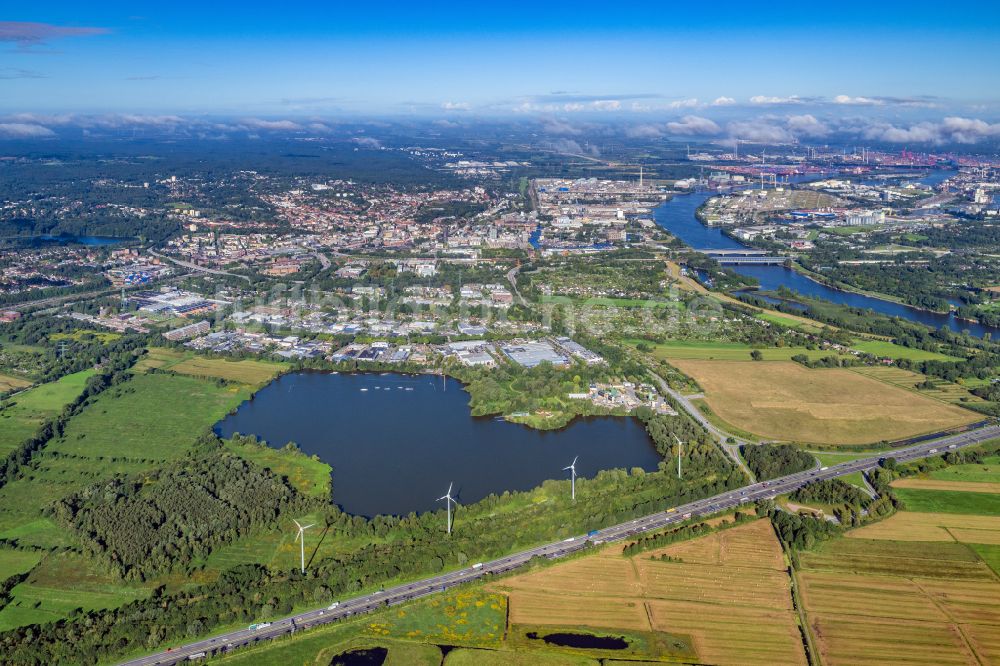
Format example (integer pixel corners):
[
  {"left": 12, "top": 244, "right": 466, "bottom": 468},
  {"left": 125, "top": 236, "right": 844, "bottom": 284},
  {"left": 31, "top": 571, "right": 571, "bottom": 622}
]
[
  {"left": 893, "top": 478, "right": 1000, "bottom": 494},
  {"left": 492, "top": 521, "right": 805, "bottom": 666},
  {"left": 809, "top": 613, "right": 977, "bottom": 666},
  {"left": 671, "top": 359, "right": 979, "bottom": 445},
  {"left": 135, "top": 347, "right": 284, "bottom": 386},
  {"left": 799, "top": 572, "right": 947, "bottom": 622},
  {"left": 846, "top": 511, "right": 1000, "bottom": 543},
  {"left": 652, "top": 517, "right": 785, "bottom": 569},
  {"left": 646, "top": 599, "right": 806, "bottom": 666},
  {"left": 506, "top": 591, "right": 649, "bottom": 631},
  {"left": 852, "top": 366, "right": 983, "bottom": 405},
  {"left": 0, "top": 373, "right": 31, "bottom": 393},
  {"left": 799, "top": 538, "right": 994, "bottom": 580}
]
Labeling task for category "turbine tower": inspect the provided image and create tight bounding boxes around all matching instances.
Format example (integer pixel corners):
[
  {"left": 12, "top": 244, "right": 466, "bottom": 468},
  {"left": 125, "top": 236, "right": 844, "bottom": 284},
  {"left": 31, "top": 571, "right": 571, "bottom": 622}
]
[
  {"left": 438, "top": 482, "right": 457, "bottom": 534},
  {"left": 673, "top": 435, "right": 684, "bottom": 479},
  {"left": 563, "top": 456, "right": 578, "bottom": 501},
  {"left": 292, "top": 519, "right": 314, "bottom": 574}
]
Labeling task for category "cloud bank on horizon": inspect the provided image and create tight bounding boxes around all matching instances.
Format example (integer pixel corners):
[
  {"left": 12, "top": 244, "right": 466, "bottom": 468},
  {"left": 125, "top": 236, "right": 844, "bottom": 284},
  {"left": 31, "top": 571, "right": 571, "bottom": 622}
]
[{"left": 1, "top": 1, "right": 998, "bottom": 143}]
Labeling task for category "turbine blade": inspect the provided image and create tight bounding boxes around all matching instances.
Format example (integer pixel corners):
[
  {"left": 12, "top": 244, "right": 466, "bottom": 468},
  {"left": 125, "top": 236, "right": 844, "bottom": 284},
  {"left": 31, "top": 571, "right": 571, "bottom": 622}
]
[
  {"left": 303, "top": 524, "right": 315, "bottom": 530},
  {"left": 572, "top": 456, "right": 578, "bottom": 466},
  {"left": 447, "top": 482, "right": 453, "bottom": 495},
  {"left": 292, "top": 518, "right": 302, "bottom": 530}
]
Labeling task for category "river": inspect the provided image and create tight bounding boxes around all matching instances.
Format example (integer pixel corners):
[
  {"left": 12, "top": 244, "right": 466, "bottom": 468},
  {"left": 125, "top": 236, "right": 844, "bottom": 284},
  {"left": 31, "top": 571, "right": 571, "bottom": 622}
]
[
  {"left": 653, "top": 185, "right": 1000, "bottom": 338},
  {"left": 215, "top": 371, "right": 662, "bottom": 517}
]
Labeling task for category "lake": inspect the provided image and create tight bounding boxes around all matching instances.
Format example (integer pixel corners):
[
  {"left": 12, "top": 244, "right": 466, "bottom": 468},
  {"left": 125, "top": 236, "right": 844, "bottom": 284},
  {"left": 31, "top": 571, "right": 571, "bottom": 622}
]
[
  {"left": 215, "top": 371, "right": 663, "bottom": 517},
  {"left": 654, "top": 186, "right": 1000, "bottom": 338}
]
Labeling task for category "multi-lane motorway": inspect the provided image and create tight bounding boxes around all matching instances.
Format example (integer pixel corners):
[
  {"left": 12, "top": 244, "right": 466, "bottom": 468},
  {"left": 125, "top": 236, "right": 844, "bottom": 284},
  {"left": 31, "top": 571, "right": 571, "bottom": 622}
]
[{"left": 121, "top": 423, "right": 1000, "bottom": 666}]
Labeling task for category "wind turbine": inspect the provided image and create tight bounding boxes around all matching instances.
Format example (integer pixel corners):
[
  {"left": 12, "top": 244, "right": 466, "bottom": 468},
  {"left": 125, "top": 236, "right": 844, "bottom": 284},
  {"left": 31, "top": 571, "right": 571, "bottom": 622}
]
[
  {"left": 438, "top": 482, "right": 457, "bottom": 534},
  {"left": 673, "top": 435, "right": 684, "bottom": 479},
  {"left": 292, "top": 519, "right": 314, "bottom": 574},
  {"left": 564, "top": 456, "right": 578, "bottom": 501}
]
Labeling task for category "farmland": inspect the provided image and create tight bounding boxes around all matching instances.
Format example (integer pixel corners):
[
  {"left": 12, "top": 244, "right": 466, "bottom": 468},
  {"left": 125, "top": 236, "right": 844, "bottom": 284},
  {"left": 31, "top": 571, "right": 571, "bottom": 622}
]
[
  {"left": 670, "top": 359, "right": 978, "bottom": 446},
  {"left": 491, "top": 518, "right": 806, "bottom": 666},
  {"left": 0, "top": 372, "right": 31, "bottom": 394},
  {"left": 851, "top": 366, "right": 985, "bottom": 406},
  {"left": 797, "top": 457, "right": 1000, "bottom": 665}
]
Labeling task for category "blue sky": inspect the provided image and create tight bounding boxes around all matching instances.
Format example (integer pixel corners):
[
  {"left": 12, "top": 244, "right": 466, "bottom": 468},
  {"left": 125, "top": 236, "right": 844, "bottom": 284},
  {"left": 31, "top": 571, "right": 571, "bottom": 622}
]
[{"left": 0, "top": 0, "right": 999, "bottom": 129}]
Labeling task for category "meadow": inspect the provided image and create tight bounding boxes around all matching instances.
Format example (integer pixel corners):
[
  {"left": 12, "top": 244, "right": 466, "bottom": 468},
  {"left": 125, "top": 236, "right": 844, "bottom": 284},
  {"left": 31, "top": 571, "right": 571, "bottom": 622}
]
[
  {"left": 0, "top": 369, "right": 94, "bottom": 456},
  {"left": 851, "top": 366, "right": 985, "bottom": 406},
  {"left": 133, "top": 347, "right": 285, "bottom": 385},
  {"left": 670, "top": 359, "right": 978, "bottom": 446},
  {"left": 849, "top": 339, "right": 962, "bottom": 362},
  {"left": 0, "top": 365, "right": 285, "bottom": 630},
  {"left": 628, "top": 339, "right": 850, "bottom": 362}
]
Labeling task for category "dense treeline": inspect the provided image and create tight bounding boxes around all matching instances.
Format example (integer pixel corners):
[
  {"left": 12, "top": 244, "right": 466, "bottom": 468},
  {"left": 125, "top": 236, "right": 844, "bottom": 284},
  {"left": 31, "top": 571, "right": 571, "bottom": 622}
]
[
  {"left": 769, "top": 509, "right": 840, "bottom": 552},
  {"left": 50, "top": 449, "right": 315, "bottom": 580},
  {"left": 742, "top": 444, "right": 815, "bottom": 481},
  {"left": 791, "top": 479, "right": 869, "bottom": 508}
]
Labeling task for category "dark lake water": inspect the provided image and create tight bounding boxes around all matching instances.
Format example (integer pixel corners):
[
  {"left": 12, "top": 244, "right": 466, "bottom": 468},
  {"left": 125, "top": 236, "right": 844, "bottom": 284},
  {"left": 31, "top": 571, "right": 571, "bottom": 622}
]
[
  {"left": 654, "top": 184, "right": 999, "bottom": 338},
  {"left": 4, "top": 234, "right": 127, "bottom": 247},
  {"left": 215, "top": 372, "right": 662, "bottom": 517}
]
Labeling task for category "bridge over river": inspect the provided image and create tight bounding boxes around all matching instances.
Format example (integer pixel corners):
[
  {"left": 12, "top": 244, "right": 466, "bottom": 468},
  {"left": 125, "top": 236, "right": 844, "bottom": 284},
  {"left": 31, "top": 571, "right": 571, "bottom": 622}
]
[{"left": 692, "top": 248, "right": 790, "bottom": 264}]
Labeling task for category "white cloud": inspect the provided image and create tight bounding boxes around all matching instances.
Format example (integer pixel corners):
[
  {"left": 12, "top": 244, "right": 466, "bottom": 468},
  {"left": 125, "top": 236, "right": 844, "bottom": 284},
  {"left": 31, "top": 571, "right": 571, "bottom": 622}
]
[
  {"left": 726, "top": 119, "right": 793, "bottom": 143},
  {"left": 860, "top": 116, "right": 1000, "bottom": 144},
  {"left": 667, "top": 98, "right": 700, "bottom": 109},
  {"left": 833, "top": 94, "right": 883, "bottom": 106},
  {"left": 441, "top": 101, "right": 470, "bottom": 111},
  {"left": 786, "top": 114, "right": 830, "bottom": 138},
  {"left": 712, "top": 96, "right": 736, "bottom": 106},
  {"left": 239, "top": 118, "right": 303, "bottom": 131},
  {"left": 749, "top": 95, "right": 803, "bottom": 105},
  {"left": 625, "top": 124, "right": 664, "bottom": 138},
  {"left": 591, "top": 100, "right": 621, "bottom": 111},
  {"left": 351, "top": 136, "right": 382, "bottom": 148},
  {"left": 0, "top": 122, "right": 55, "bottom": 138},
  {"left": 666, "top": 115, "right": 721, "bottom": 136},
  {"left": 541, "top": 118, "right": 582, "bottom": 135}
]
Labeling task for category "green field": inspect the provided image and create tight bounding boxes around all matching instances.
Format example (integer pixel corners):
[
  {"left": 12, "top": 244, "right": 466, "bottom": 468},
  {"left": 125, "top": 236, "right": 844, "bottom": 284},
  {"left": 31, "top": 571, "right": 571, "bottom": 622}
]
[
  {"left": 627, "top": 339, "right": 849, "bottom": 362},
  {"left": 892, "top": 488, "right": 1000, "bottom": 516},
  {"left": 849, "top": 339, "right": 961, "bottom": 362},
  {"left": 756, "top": 311, "right": 825, "bottom": 333},
  {"left": 0, "top": 370, "right": 95, "bottom": 456},
  {"left": 49, "top": 372, "right": 253, "bottom": 462},
  {"left": 928, "top": 455, "right": 1000, "bottom": 483},
  {"left": 134, "top": 347, "right": 285, "bottom": 386},
  {"left": 0, "top": 548, "right": 43, "bottom": 580},
  {"left": 223, "top": 439, "right": 332, "bottom": 500}
]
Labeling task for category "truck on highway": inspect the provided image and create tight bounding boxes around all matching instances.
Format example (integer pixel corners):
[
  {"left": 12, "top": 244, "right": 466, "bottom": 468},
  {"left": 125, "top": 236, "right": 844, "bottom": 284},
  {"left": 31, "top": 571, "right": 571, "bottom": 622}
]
[
  {"left": 682, "top": 512, "right": 692, "bottom": 519},
  {"left": 928, "top": 448, "right": 938, "bottom": 453},
  {"left": 587, "top": 530, "right": 599, "bottom": 537},
  {"left": 248, "top": 622, "right": 271, "bottom": 631},
  {"left": 472, "top": 562, "right": 483, "bottom": 569},
  {"left": 328, "top": 602, "right": 340, "bottom": 610},
  {"left": 188, "top": 653, "right": 207, "bottom": 661}
]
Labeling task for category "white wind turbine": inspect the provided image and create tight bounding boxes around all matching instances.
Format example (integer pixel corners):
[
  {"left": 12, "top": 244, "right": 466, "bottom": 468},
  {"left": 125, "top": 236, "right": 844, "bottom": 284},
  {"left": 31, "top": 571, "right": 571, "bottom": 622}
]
[
  {"left": 438, "top": 482, "right": 457, "bottom": 535},
  {"left": 292, "top": 519, "right": 315, "bottom": 574},
  {"left": 564, "top": 456, "right": 578, "bottom": 501}
]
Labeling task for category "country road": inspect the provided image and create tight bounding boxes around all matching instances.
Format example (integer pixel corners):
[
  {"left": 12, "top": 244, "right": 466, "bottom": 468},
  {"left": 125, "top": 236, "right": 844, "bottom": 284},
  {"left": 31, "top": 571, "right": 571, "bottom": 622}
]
[{"left": 119, "top": 422, "right": 1000, "bottom": 666}]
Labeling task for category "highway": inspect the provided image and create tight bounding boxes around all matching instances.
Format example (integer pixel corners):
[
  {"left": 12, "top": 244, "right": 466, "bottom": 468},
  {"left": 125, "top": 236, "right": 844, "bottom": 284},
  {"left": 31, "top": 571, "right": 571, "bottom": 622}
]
[{"left": 120, "top": 422, "right": 1000, "bottom": 666}]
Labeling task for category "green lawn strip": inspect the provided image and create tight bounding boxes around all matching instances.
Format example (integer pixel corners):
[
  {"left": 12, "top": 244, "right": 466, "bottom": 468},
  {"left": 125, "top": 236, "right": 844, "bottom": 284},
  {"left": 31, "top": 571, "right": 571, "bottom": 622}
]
[
  {"left": 849, "top": 339, "right": 962, "bottom": 362},
  {"left": 893, "top": 488, "right": 1000, "bottom": 516},
  {"left": 445, "top": 648, "right": 600, "bottom": 665},
  {"left": 969, "top": 544, "right": 1000, "bottom": 577},
  {"left": 0, "top": 548, "right": 43, "bottom": 580},
  {"left": 625, "top": 339, "right": 847, "bottom": 362},
  {"left": 0, "top": 370, "right": 96, "bottom": 455}
]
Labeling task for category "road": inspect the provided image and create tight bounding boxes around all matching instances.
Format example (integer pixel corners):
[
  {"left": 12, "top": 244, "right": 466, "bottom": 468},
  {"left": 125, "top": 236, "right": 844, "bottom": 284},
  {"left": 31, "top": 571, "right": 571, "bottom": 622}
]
[
  {"left": 147, "top": 250, "right": 252, "bottom": 283},
  {"left": 643, "top": 368, "right": 755, "bottom": 480},
  {"left": 120, "top": 422, "right": 999, "bottom": 665}
]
